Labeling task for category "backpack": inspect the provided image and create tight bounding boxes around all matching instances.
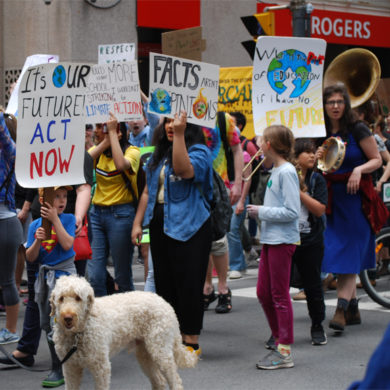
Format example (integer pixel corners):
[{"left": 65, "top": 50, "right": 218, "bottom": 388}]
[
  {"left": 308, "top": 171, "right": 327, "bottom": 230},
  {"left": 198, "top": 169, "right": 232, "bottom": 241}
]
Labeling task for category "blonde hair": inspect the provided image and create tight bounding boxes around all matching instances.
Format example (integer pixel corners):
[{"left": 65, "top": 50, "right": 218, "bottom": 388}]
[{"left": 263, "top": 125, "right": 295, "bottom": 162}]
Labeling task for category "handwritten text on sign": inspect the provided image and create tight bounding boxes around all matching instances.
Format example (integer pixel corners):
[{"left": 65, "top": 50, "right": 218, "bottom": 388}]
[
  {"left": 98, "top": 43, "right": 136, "bottom": 64},
  {"left": 252, "top": 36, "right": 327, "bottom": 138},
  {"left": 148, "top": 53, "right": 220, "bottom": 128},
  {"left": 15, "top": 63, "right": 90, "bottom": 188},
  {"left": 85, "top": 61, "right": 142, "bottom": 123}
]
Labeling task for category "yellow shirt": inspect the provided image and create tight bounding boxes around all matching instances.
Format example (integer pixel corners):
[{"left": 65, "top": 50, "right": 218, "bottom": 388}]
[{"left": 90, "top": 146, "right": 140, "bottom": 206}]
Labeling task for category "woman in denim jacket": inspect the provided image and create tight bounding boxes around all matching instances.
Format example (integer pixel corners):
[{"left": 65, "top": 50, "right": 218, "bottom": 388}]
[{"left": 132, "top": 111, "right": 213, "bottom": 355}]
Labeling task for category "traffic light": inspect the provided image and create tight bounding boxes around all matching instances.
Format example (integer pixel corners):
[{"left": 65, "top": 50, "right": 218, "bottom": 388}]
[{"left": 241, "top": 12, "right": 275, "bottom": 59}]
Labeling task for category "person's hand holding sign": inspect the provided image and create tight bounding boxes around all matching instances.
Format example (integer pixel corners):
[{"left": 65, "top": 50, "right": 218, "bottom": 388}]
[{"left": 172, "top": 110, "right": 187, "bottom": 137}]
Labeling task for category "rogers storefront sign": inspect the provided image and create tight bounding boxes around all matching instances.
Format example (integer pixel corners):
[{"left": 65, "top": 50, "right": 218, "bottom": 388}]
[
  {"left": 311, "top": 10, "right": 389, "bottom": 47},
  {"left": 257, "top": 3, "right": 390, "bottom": 48}
]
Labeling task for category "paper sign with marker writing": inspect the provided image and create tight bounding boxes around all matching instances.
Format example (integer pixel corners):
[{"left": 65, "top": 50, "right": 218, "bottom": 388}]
[
  {"left": 252, "top": 36, "right": 327, "bottom": 137},
  {"left": 148, "top": 52, "right": 220, "bottom": 128},
  {"left": 85, "top": 61, "right": 142, "bottom": 123},
  {"left": 16, "top": 63, "right": 90, "bottom": 188},
  {"left": 98, "top": 43, "right": 136, "bottom": 64},
  {"left": 6, "top": 54, "right": 59, "bottom": 116}
]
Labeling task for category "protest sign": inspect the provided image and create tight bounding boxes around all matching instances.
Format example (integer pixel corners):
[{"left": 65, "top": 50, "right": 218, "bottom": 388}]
[
  {"left": 252, "top": 36, "right": 327, "bottom": 137},
  {"left": 98, "top": 43, "right": 136, "bottom": 64},
  {"left": 85, "top": 61, "right": 142, "bottom": 123},
  {"left": 162, "top": 27, "right": 205, "bottom": 61},
  {"left": 218, "top": 66, "right": 254, "bottom": 138},
  {"left": 15, "top": 62, "right": 90, "bottom": 188},
  {"left": 148, "top": 52, "right": 220, "bottom": 128},
  {"left": 6, "top": 54, "right": 59, "bottom": 116}
]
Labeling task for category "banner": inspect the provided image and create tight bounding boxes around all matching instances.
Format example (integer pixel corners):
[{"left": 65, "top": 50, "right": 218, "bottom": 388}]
[
  {"left": 218, "top": 66, "right": 254, "bottom": 138},
  {"left": 6, "top": 54, "right": 59, "bottom": 116},
  {"left": 252, "top": 36, "right": 327, "bottom": 137},
  {"left": 16, "top": 63, "right": 91, "bottom": 188},
  {"left": 85, "top": 61, "right": 142, "bottom": 123},
  {"left": 98, "top": 43, "right": 136, "bottom": 64},
  {"left": 148, "top": 52, "right": 220, "bottom": 128}
]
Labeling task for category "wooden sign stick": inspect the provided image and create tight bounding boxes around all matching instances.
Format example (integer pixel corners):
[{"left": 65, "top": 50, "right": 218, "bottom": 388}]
[{"left": 42, "top": 187, "right": 55, "bottom": 240}]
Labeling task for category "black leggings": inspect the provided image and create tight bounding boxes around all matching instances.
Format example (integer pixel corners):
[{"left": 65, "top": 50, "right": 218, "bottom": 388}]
[
  {"left": 150, "top": 204, "right": 211, "bottom": 335},
  {"left": 292, "top": 242, "right": 325, "bottom": 326}
]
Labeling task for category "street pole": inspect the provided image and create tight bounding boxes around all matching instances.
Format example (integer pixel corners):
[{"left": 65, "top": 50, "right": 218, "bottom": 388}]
[{"left": 290, "top": 0, "right": 313, "bottom": 37}]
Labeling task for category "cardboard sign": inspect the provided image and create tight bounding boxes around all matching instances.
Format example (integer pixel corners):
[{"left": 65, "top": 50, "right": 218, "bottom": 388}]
[
  {"left": 85, "top": 61, "right": 142, "bottom": 123},
  {"left": 148, "top": 52, "right": 219, "bottom": 128},
  {"left": 6, "top": 54, "right": 59, "bottom": 116},
  {"left": 218, "top": 66, "right": 254, "bottom": 138},
  {"left": 15, "top": 63, "right": 90, "bottom": 188},
  {"left": 252, "top": 36, "right": 327, "bottom": 137},
  {"left": 98, "top": 43, "right": 136, "bottom": 64},
  {"left": 162, "top": 26, "right": 205, "bottom": 61}
]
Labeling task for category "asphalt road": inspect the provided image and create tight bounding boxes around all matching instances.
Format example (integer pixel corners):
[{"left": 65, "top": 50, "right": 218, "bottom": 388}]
[{"left": 1, "top": 264, "right": 389, "bottom": 390}]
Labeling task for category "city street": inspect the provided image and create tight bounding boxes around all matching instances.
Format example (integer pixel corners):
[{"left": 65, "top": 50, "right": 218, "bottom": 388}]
[{"left": 1, "top": 263, "right": 389, "bottom": 390}]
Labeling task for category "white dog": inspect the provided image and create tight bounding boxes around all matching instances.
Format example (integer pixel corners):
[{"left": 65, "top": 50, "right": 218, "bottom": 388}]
[{"left": 50, "top": 275, "right": 198, "bottom": 390}]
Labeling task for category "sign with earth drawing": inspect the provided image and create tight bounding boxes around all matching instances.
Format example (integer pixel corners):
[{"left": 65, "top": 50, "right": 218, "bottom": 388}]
[
  {"left": 148, "top": 52, "right": 220, "bottom": 128},
  {"left": 15, "top": 62, "right": 90, "bottom": 188},
  {"left": 252, "top": 36, "right": 327, "bottom": 137}
]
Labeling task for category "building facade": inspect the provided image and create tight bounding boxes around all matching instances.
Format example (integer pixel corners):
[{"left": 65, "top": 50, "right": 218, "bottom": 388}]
[{"left": 1, "top": 0, "right": 390, "bottom": 106}]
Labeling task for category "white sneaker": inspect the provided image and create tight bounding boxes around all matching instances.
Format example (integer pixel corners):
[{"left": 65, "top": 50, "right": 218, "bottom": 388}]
[{"left": 229, "top": 270, "right": 242, "bottom": 279}]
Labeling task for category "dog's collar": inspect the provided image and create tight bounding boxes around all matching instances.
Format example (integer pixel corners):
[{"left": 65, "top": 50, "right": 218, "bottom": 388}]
[{"left": 60, "top": 332, "right": 81, "bottom": 365}]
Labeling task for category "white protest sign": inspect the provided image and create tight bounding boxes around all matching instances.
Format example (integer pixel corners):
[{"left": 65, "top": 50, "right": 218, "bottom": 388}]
[
  {"left": 98, "top": 43, "right": 136, "bottom": 64},
  {"left": 148, "top": 53, "right": 220, "bottom": 128},
  {"left": 85, "top": 61, "right": 142, "bottom": 123},
  {"left": 252, "top": 36, "right": 327, "bottom": 137},
  {"left": 6, "top": 54, "right": 59, "bottom": 116},
  {"left": 16, "top": 63, "right": 91, "bottom": 188}
]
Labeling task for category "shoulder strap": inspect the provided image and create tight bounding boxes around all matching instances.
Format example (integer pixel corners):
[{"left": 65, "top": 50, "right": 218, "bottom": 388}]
[
  {"left": 308, "top": 171, "right": 317, "bottom": 197},
  {"left": 0, "top": 166, "right": 14, "bottom": 205}
]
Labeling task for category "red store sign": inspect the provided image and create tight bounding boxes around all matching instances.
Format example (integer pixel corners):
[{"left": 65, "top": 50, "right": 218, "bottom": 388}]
[{"left": 258, "top": 3, "right": 390, "bottom": 48}]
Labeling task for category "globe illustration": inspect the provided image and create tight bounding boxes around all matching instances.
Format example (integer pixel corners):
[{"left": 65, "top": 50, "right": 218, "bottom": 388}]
[
  {"left": 150, "top": 88, "right": 171, "bottom": 114},
  {"left": 267, "top": 49, "right": 312, "bottom": 98},
  {"left": 52, "top": 65, "right": 66, "bottom": 88}
]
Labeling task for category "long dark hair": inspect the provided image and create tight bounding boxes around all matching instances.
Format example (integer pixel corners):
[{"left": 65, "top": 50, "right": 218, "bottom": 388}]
[
  {"left": 149, "top": 118, "right": 205, "bottom": 170},
  {"left": 103, "top": 122, "right": 130, "bottom": 157},
  {"left": 323, "top": 84, "right": 358, "bottom": 140}
]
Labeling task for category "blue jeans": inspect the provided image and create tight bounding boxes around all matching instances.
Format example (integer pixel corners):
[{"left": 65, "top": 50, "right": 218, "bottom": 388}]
[
  {"left": 88, "top": 204, "right": 135, "bottom": 296},
  {"left": 227, "top": 197, "right": 248, "bottom": 271}
]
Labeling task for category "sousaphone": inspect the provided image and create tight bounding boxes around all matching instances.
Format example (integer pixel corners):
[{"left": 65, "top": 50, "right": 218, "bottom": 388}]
[{"left": 318, "top": 48, "right": 381, "bottom": 173}]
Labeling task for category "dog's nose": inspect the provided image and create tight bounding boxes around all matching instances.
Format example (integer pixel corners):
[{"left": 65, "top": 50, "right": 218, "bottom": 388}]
[{"left": 64, "top": 316, "right": 73, "bottom": 326}]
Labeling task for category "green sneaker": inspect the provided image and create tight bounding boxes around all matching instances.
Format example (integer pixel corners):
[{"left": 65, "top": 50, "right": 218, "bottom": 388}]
[
  {"left": 256, "top": 350, "right": 294, "bottom": 370},
  {"left": 41, "top": 371, "right": 65, "bottom": 388}
]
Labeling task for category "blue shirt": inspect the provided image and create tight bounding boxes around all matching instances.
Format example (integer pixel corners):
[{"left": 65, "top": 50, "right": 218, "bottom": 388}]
[
  {"left": 27, "top": 213, "right": 76, "bottom": 277},
  {"left": 144, "top": 144, "right": 213, "bottom": 241},
  {"left": 0, "top": 112, "right": 16, "bottom": 212}
]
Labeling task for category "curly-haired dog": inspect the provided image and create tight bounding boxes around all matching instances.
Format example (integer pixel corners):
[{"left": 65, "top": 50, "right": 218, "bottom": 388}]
[{"left": 50, "top": 275, "right": 198, "bottom": 390}]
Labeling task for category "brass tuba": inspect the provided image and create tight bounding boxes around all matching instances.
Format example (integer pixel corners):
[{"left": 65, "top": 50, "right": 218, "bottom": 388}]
[{"left": 324, "top": 48, "right": 381, "bottom": 108}]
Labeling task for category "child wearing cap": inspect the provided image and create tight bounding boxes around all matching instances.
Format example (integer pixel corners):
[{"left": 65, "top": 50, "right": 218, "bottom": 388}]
[{"left": 25, "top": 185, "right": 76, "bottom": 387}]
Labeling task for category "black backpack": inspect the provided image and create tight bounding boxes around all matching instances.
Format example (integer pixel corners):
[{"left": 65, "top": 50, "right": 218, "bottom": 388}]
[{"left": 198, "top": 169, "right": 232, "bottom": 241}]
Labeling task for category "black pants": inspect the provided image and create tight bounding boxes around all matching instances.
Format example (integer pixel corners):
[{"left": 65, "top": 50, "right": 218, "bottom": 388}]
[
  {"left": 292, "top": 242, "right": 325, "bottom": 326},
  {"left": 150, "top": 204, "right": 211, "bottom": 335}
]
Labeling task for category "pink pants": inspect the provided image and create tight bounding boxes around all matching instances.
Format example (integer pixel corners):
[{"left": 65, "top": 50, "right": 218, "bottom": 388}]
[{"left": 257, "top": 243, "right": 296, "bottom": 345}]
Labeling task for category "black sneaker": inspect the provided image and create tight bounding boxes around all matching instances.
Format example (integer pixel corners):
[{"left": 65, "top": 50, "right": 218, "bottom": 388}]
[
  {"left": 265, "top": 335, "right": 276, "bottom": 350},
  {"left": 311, "top": 324, "right": 327, "bottom": 345}
]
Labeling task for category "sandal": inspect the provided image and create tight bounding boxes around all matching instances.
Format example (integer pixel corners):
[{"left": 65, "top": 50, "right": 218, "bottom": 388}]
[
  {"left": 215, "top": 288, "right": 232, "bottom": 314},
  {"left": 203, "top": 289, "right": 217, "bottom": 311}
]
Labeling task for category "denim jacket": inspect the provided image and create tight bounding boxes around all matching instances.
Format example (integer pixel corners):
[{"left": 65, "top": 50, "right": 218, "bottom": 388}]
[{"left": 144, "top": 144, "right": 213, "bottom": 241}]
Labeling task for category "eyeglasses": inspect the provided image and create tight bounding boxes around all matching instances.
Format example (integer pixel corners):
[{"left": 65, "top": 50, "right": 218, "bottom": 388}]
[{"left": 325, "top": 100, "right": 345, "bottom": 107}]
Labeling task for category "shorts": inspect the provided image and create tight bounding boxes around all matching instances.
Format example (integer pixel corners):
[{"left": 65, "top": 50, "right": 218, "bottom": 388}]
[
  {"left": 210, "top": 235, "right": 228, "bottom": 256},
  {"left": 16, "top": 209, "right": 33, "bottom": 246}
]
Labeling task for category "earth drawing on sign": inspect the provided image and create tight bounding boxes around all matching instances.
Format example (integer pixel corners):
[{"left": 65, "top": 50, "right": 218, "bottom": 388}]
[{"left": 267, "top": 49, "right": 312, "bottom": 98}]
